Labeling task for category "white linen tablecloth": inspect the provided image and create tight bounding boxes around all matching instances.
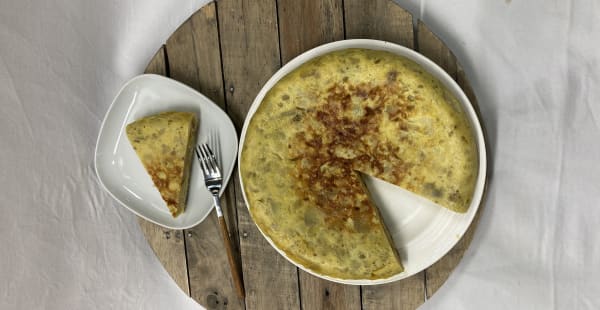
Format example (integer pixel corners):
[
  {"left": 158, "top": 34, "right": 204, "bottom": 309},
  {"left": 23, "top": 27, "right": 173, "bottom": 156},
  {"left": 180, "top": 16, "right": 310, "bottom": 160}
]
[{"left": 1, "top": 0, "right": 598, "bottom": 309}]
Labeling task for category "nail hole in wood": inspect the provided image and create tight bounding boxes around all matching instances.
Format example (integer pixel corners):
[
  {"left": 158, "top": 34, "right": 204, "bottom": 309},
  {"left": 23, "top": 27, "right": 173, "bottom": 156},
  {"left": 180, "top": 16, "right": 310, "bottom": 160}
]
[{"left": 206, "top": 294, "right": 218, "bottom": 309}]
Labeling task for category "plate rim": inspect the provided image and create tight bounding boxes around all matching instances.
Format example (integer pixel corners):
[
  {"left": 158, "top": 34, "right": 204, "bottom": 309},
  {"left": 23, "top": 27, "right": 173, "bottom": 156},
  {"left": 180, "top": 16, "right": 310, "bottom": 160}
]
[
  {"left": 94, "top": 74, "right": 238, "bottom": 230},
  {"left": 236, "top": 39, "right": 488, "bottom": 285}
]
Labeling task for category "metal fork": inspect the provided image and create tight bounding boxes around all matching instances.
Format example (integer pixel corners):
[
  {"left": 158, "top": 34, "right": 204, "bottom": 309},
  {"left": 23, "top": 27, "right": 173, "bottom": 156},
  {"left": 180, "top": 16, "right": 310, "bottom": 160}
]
[
  {"left": 208, "top": 129, "right": 221, "bottom": 172},
  {"left": 195, "top": 142, "right": 245, "bottom": 299}
]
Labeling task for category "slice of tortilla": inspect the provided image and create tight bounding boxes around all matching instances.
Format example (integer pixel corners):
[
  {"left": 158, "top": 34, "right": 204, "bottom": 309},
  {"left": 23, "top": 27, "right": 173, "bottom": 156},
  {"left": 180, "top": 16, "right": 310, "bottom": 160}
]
[{"left": 126, "top": 111, "right": 198, "bottom": 217}]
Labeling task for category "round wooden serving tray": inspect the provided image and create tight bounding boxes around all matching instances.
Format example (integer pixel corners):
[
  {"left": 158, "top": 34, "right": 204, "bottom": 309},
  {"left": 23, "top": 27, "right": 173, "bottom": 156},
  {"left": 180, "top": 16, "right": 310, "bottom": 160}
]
[{"left": 138, "top": 1, "right": 487, "bottom": 309}]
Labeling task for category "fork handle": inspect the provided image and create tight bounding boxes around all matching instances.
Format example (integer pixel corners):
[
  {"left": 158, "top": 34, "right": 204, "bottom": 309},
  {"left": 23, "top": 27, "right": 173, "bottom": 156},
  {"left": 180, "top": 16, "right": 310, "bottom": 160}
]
[{"left": 214, "top": 196, "right": 246, "bottom": 299}]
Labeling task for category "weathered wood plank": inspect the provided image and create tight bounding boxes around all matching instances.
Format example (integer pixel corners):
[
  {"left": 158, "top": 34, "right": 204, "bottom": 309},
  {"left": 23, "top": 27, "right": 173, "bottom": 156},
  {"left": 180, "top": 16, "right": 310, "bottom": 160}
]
[
  {"left": 277, "top": 1, "right": 360, "bottom": 309},
  {"left": 277, "top": 0, "right": 344, "bottom": 63},
  {"left": 217, "top": 0, "right": 301, "bottom": 309},
  {"left": 299, "top": 273, "right": 360, "bottom": 310},
  {"left": 138, "top": 46, "right": 190, "bottom": 296},
  {"left": 165, "top": 5, "right": 244, "bottom": 309},
  {"left": 344, "top": 0, "right": 414, "bottom": 48},
  {"left": 217, "top": 0, "right": 282, "bottom": 132},
  {"left": 344, "top": 1, "right": 425, "bottom": 309},
  {"left": 362, "top": 274, "right": 425, "bottom": 310},
  {"left": 416, "top": 21, "right": 457, "bottom": 78},
  {"left": 166, "top": 3, "right": 225, "bottom": 107}
]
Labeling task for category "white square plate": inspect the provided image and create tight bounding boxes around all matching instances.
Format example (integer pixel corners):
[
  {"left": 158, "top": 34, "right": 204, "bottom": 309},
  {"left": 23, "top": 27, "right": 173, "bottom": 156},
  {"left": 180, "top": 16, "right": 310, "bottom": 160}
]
[{"left": 95, "top": 74, "right": 238, "bottom": 229}]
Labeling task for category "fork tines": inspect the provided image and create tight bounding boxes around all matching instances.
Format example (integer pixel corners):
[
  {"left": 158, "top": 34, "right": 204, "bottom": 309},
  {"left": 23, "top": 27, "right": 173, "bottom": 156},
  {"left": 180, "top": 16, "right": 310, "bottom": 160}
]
[
  {"left": 208, "top": 130, "right": 221, "bottom": 168},
  {"left": 195, "top": 144, "right": 221, "bottom": 176}
]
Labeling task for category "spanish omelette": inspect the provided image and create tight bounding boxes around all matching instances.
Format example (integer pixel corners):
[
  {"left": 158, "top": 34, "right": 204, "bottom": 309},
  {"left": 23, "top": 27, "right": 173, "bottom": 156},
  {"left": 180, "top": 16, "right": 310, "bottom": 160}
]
[
  {"left": 126, "top": 111, "right": 198, "bottom": 217},
  {"left": 240, "top": 48, "right": 478, "bottom": 280}
]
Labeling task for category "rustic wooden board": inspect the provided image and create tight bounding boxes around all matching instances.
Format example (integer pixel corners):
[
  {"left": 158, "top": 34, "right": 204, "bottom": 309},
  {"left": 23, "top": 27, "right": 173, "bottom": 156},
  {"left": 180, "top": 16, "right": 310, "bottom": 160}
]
[{"left": 140, "top": 1, "right": 486, "bottom": 309}]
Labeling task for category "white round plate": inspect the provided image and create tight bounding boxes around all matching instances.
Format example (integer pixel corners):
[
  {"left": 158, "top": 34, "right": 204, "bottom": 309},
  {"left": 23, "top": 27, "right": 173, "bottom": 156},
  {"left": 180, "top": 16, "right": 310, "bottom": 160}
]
[
  {"left": 95, "top": 74, "right": 238, "bottom": 229},
  {"left": 238, "top": 39, "right": 487, "bottom": 285}
]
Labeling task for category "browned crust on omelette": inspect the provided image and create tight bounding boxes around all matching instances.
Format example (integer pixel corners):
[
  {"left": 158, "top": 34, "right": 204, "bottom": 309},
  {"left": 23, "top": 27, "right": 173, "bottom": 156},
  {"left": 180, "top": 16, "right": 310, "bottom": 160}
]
[
  {"left": 126, "top": 111, "right": 198, "bottom": 217},
  {"left": 289, "top": 82, "right": 415, "bottom": 227}
]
